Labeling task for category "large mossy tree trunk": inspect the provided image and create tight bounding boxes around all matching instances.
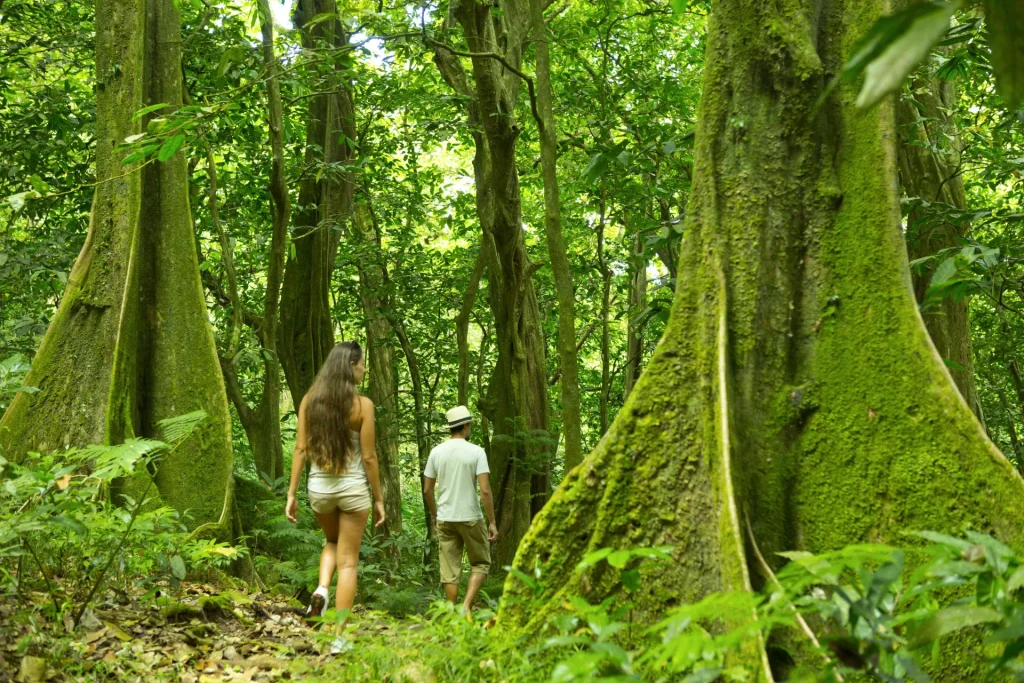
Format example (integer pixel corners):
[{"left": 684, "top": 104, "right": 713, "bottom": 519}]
[
  {"left": 897, "top": 74, "right": 983, "bottom": 422},
  {"left": 432, "top": 0, "right": 552, "bottom": 566},
  {"left": 502, "top": 1, "right": 1024, "bottom": 675},
  {"left": 0, "top": 0, "right": 235, "bottom": 536}
]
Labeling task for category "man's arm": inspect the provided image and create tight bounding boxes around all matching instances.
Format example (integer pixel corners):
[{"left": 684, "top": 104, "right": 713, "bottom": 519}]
[
  {"left": 423, "top": 476, "right": 437, "bottom": 532},
  {"left": 477, "top": 473, "right": 498, "bottom": 541}
]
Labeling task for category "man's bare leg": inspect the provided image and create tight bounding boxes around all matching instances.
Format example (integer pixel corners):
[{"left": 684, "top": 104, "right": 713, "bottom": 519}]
[
  {"left": 444, "top": 582, "right": 459, "bottom": 604},
  {"left": 462, "top": 572, "right": 486, "bottom": 612}
]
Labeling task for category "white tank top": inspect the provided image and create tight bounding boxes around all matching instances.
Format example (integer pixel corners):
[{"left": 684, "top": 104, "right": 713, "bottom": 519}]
[{"left": 307, "top": 429, "right": 368, "bottom": 495}]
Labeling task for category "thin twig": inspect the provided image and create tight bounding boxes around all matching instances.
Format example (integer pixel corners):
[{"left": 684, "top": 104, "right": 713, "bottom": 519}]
[{"left": 25, "top": 538, "right": 60, "bottom": 614}]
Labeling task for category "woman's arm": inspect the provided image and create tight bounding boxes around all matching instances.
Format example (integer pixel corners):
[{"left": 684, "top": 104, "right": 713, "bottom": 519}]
[
  {"left": 359, "top": 397, "right": 386, "bottom": 527},
  {"left": 285, "top": 397, "right": 308, "bottom": 523}
]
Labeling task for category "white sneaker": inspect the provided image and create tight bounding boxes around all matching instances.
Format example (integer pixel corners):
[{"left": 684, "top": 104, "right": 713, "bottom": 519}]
[
  {"left": 330, "top": 636, "right": 353, "bottom": 655},
  {"left": 305, "top": 586, "right": 328, "bottom": 618}
]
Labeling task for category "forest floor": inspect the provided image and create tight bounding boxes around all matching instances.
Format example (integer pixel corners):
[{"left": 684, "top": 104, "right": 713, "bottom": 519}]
[{"left": 0, "top": 582, "right": 441, "bottom": 683}]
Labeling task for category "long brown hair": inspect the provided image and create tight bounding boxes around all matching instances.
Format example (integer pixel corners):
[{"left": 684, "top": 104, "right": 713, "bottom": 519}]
[{"left": 305, "top": 341, "right": 362, "bottom": 474}]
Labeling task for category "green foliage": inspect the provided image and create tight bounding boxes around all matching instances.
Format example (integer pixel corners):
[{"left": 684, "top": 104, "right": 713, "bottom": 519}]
[
  {"left": 0, "top": 354, "right": 35, "bottom": 414},
  {"left": 844, "top": 1, "right": 962, "bottom": 110},
  {"left": 0, "top": 411, "right": 245, "bottom": 621}
]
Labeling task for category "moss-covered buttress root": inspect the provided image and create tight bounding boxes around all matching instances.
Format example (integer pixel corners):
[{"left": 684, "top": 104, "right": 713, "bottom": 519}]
[
  {"left": 0, "top": 0, "right": 234, "bottom": 537},
  {"left": 501, "top": 1, "right": 1024, "bottom": 679}
]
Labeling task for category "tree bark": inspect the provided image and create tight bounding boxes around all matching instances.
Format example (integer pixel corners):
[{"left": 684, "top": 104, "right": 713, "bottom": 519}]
[
  {"left": 212, "top": 0, "right": 290, "bottom": 484},
  {"left": 0, "top": 0, "right": 235, "bottom": 537},
  {"left": 596, "top": 181, "right": 611, "bottom": 435},
  {"left": 897, "top": 72, "right": 983, "bottom": 422},
  {"left": 278, "top": 0, "right": 345, "bottom": 405},
  {"left": 432, "top": 0, "right": 553, "bottom": 566},
  {"left": 529, "top": 0, "right": 584, "bottom": 472},
  {"left": 503, "top": 3, "right": 1024, "bottom": 677},
  {"left": 456, "top": 250, "right": 486, "bottom": 407},
  {"left": 385, "top": 301, "right": 432, "bottom": 542},
  {"left": 624, "top": 229, "right": 646, "bottom": 400},
  {"left": 352, "top": 200, "right": 403, "bottom": 537}
]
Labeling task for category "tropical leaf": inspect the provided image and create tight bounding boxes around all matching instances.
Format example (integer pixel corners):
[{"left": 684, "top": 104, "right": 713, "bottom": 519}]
[{"left": 156, "top": 410, "right": 207, "bottom": 444}]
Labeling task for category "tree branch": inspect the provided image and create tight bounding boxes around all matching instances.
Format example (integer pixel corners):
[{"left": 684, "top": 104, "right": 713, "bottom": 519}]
[{"left": 423, "top": 35, "right": 542, "bottom": 131}]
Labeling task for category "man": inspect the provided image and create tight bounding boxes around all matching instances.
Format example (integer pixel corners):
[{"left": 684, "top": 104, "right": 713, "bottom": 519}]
[{"left": 423, "top": 405, "right": 499, "bottom": 612}]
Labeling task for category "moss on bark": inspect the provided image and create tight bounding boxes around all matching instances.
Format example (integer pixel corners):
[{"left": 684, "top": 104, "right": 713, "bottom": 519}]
[
  {"left": 500, "top": 1, "right": 1024, "bottom": 678},
  {"left": 0, "top": 0, "right": 235, "bottom": 539}
]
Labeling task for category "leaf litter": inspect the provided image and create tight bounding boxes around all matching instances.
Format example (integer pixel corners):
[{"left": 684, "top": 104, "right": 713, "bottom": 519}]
[{"left": 0, "top": 581, "right": 405, "bottom": 682}]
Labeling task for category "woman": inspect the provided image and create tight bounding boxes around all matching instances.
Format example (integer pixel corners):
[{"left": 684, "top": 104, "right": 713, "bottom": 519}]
[{"left": 285, "top": 341, "right": 385, "bottom": 654}]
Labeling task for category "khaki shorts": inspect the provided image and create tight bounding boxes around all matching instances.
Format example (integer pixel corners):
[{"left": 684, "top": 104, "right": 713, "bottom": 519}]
[
  {"left": 308, "top": 486, "right": 372, "bottom": 514},
  {"left": 437, "top": 519, "right": 491, "bottom": 585}
]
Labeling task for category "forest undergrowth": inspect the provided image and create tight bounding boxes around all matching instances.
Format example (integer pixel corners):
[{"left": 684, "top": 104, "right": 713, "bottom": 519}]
[{"left": 6, "top": 413, "right": 1024, "bottom": 682}]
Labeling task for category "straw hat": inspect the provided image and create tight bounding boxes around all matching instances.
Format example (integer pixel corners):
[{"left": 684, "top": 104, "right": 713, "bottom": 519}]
[{"left": 446, "top": 405, "right": 472, "bottom": 428}]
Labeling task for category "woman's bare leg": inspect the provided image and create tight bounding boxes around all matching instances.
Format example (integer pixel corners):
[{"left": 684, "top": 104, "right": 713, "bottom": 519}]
[
  {"left": 334, "top": 507, "right": 369, "bottom": 634},
  {"left": 314, "top": 509, "right": 340, "bottom": 591}
]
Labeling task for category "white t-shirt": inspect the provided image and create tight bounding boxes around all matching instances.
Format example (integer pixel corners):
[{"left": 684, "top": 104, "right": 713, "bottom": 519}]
[{"left": 423, "top": 438, "right": 490, "bottom": 522}]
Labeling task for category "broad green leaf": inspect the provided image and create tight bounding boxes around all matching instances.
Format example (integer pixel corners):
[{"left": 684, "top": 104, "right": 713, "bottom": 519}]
[
  {"left": 856, "top": 2, "right": 961, "bottom": 109},
  {"left": 983, "top": 0, "right": 1024, "bottom": 109},
  {"left": 577, "top": 547, "right": 612, "bottom": 569},
  {"left": 580, "top": 152, "right": 611, "bottom": 185},
  {"left": 7, "top": 192, "right": 29, "bottom": 212},
  {"left": 49, "top": 514, "right": 87, "bottom": 536},
  {"left": 931, "top": 257, "right": 957, "bottom": 286},
  {"left": 132, "top": 103, "right": 169, "bottom": 121},
  {"left": 157, "top": 134, "right": 186, "bottom": 162},
  {"left": 124, "top": 133, "right": 145, "bottom": 144},
  {"left": 170, "top": 555, "right": 187, "bottom": 580},
  {"left": 1007, "top": 565, "right": 1024, "bottom": 593},
  {"left": 607, "top": 549, "right": 631, "bottom": 568},
  {"left": 620, "top": 568, "right": 641, "bottom": 592},
  {"left": 306, "top": 11, "right": 338, "bottom": 26},
  {"left": 682, "top": 667, "right": 723, "bottom": 683},
  {"left": 909, "top": 605, "right": 1001, "bottom": 647},
  {"left": 908, "top": 530, "right": 973, "bottom": 550}
]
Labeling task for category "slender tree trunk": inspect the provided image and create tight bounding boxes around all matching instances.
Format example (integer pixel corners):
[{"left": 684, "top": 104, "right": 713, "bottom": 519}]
[
  {"left": 656, "top": 197, "right": 680, "bottom": 280},
  {"left": 530, "top": 0, "right": 584, "bottom": 472},
  {"left": 352, "top": 201, "right": 403, "bottom": 537},
  {"left": 1, "top": 0, "right": 235, "bottom": 537},
  {"left": 897, "top": 72, "right": 982, "bottom": 422},
  {"left": 624, "top": 229, "right": 646, "bottom": 400},
  {"left": 504, "top": 4, "right": 1024, "bottom": 678},
  {"left": 597, "top": 182, "right": 611, "bottom": 435},
  {"left": 456, "top": 250, "right": 486, "bottom": 407},
  {"left": 994, "top": 383, "right": 1024, "bottom": 470},
  {"left": 387, "top": 306, "right": 432, "bottom": 540},
  {"left": 215, "top": 0, "right": 290, "bottom": 484},
  {"left": 476, "top": 326, "right": 492, "bottom": 455}
]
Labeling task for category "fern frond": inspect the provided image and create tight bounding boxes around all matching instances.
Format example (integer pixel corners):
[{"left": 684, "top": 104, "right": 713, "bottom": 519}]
[{"left": 157, "top": 410, "right": 207, "bottom": 444}]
